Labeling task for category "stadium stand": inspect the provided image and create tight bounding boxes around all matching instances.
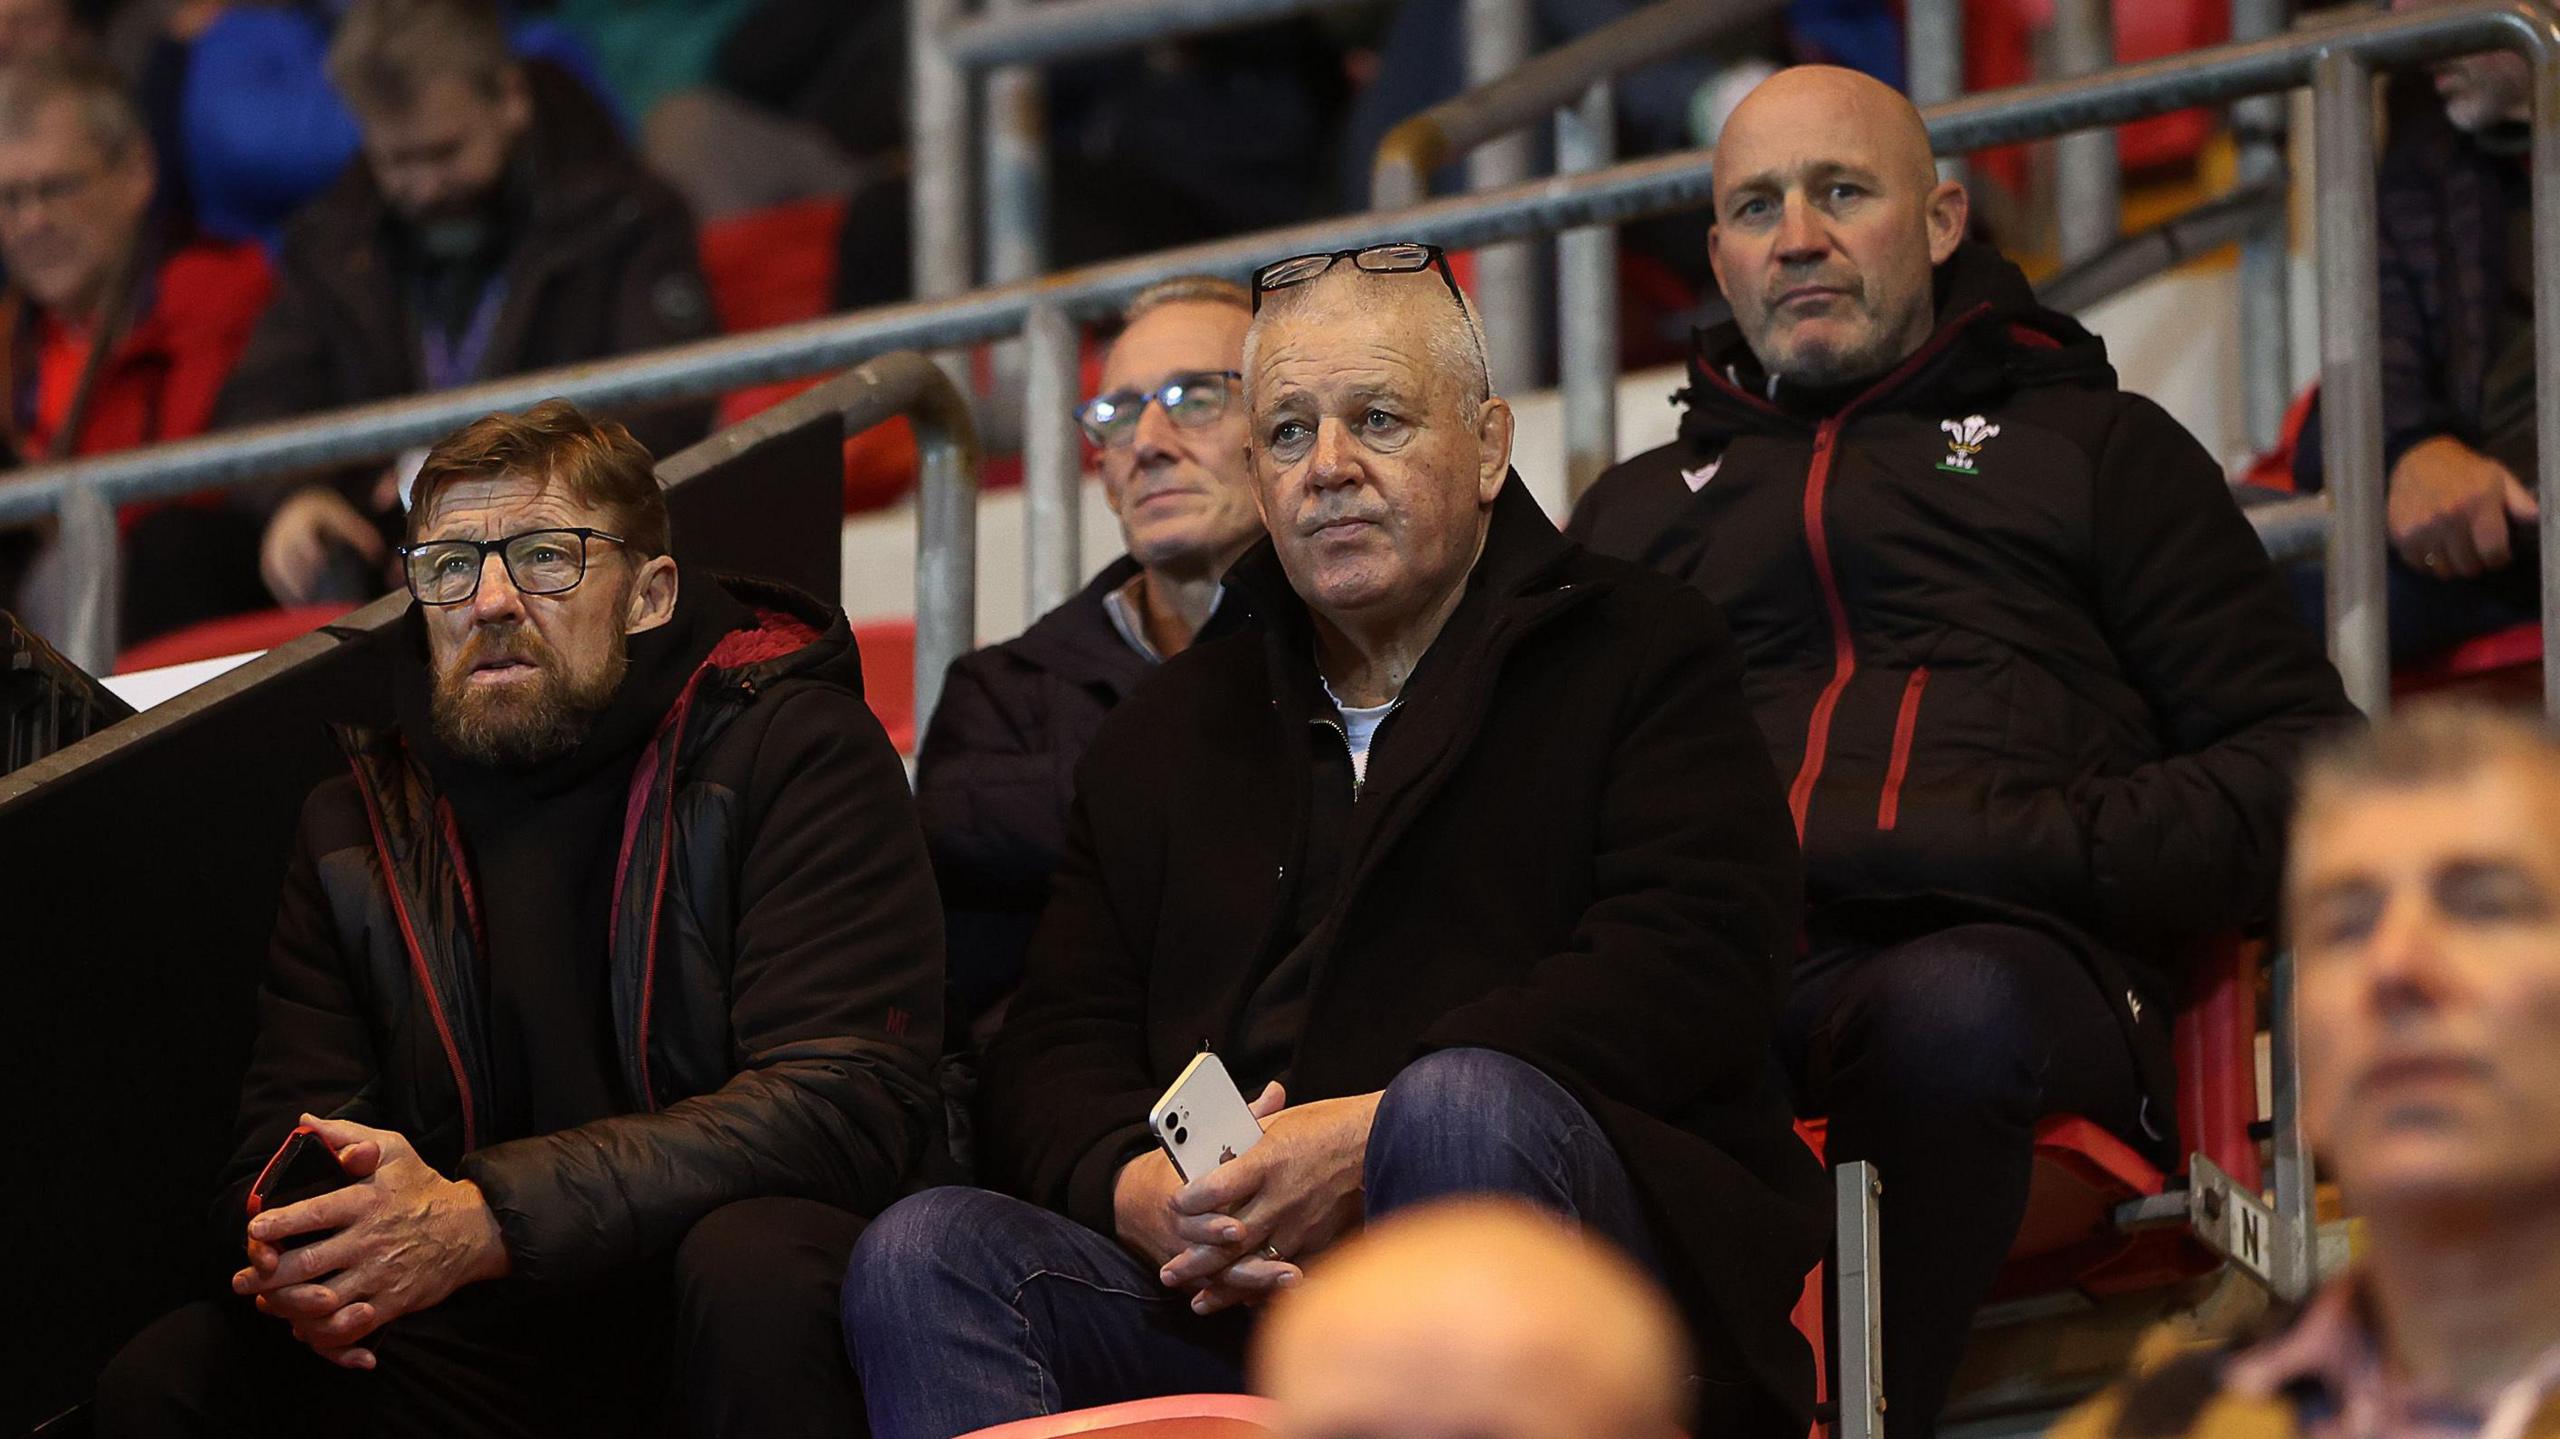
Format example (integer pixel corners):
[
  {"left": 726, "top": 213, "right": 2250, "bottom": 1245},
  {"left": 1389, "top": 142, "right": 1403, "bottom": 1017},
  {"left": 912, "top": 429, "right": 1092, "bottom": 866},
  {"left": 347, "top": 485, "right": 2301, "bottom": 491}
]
[{"left": 8, "top": 0, "right": 2560, "bottom": 1432}]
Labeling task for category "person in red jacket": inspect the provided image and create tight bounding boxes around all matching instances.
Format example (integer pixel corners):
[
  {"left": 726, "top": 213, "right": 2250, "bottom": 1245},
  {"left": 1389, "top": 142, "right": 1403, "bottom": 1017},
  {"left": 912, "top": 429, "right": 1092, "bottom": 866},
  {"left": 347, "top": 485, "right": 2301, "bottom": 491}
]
[{"left": 0, "top": 55, "right": 274, "bottom": 648}]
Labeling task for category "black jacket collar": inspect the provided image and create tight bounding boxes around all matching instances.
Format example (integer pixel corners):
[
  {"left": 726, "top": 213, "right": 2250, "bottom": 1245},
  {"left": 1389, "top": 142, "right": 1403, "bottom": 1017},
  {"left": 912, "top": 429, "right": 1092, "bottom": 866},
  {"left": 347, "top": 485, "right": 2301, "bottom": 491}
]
[{"left": 1005, "top": 554, "right": 1154, "bottom": 685}]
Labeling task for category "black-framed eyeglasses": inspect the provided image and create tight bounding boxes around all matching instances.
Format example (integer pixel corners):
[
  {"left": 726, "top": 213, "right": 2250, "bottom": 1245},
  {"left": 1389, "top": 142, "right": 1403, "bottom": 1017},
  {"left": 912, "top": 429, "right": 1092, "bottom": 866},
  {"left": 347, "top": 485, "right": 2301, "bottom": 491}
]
[
  {"left": 1076, "top": 369, "right": 1242, "bottom": 448},
  {"left": 397, "top": 527, "right": 629, "bottom": 606},
  {"left": 1250, "top": 242, "right": 1467, "bottom": 314}
]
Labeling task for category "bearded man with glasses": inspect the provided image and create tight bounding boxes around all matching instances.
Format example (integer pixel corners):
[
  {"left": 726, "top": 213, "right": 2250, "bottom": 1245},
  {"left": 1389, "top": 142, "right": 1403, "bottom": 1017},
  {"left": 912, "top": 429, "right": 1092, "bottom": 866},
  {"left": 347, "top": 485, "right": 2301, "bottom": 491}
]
[
  {"left": 917, "top": 274, "right": 1265, "bottom": 1054},
  {"left": 97, "top": 399, "right": 943, "bottom": 1439}
]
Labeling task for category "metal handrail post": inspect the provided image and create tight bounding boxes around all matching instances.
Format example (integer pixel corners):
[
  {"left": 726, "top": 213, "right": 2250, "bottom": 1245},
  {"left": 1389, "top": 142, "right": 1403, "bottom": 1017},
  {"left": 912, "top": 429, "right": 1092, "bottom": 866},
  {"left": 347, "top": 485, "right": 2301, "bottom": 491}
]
[
  {"left": 2533, "top": 27, "right": 2560, "bottom": 715},
  {"left": 983, "top": 0, "right": 1049, "bottom": 426},
  {"left": 1557, "top": 81, "right": 1619, "bottom": 501},
  {"left": 1022, "top": 303, "right": 1083, "bottom": 624},
  {"left": 912, "top": 0, "right": 975, "bottom": 304},
  {"left": 2035, "top": 182, "right": 2286, "bottom": 315},
  {"left": 2233, "top": 0, "right": 2295, "bottom": 456},
  {"left": 2055, "top": 0, "right": 2123, "bottom": 263},
  {"left": 1369, "top": 0, "right": 1787, "bottom": 206},
  {"left": 2313, "top": 50, "right": 2389, "bottom": 716},
  {"left": 1835, "top": 1160, "right": 1885, "bottom": 1439},
  {"left": 1907, "top": 0, "right": 1966, "bottom": 183},
  {"left": 55, "top": 480, "right": 116, "bottom": 675},
  {"left": 2266, "top": 947, "right": 2318, "bottom": 1302},
  {"left": 909, "top": 374, "right": 984, "bottom": 739},
  {"left": 1467, "top": 0, "right": 1537, "bottom": 395}
]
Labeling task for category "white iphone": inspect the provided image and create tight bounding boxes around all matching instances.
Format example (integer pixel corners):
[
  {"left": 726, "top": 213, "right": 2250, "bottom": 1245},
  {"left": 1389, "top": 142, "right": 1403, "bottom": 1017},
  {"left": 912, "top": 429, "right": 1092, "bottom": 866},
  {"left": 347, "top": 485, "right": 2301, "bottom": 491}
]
[{"left": 1147, "top": 1051, "right": 1264, "bottom": 1181}]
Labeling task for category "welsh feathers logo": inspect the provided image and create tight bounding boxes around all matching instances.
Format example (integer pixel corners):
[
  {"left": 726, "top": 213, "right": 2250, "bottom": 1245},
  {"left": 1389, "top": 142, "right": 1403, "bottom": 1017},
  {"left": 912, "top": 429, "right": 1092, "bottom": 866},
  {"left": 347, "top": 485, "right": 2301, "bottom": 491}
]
[{"left": 1937, "top": 415, "right": 2001, "bottom": 474}]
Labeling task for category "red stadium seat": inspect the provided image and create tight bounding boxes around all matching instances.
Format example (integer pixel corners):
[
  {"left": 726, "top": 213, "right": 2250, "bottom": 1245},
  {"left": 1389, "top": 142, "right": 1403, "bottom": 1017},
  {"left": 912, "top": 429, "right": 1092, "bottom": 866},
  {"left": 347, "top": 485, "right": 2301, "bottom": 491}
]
[
  {"left": 954, "top": 1395, "right": 1282, "bottom": 1439},
  {"left": 856, "top": 618, "right": 919, "bottom": 755},
  {"left": 1951, "top": 0, "right": 2227, "bottom": 193},
  {"left": 1803, "top": 933, "right": 2269, "bottom": 1424},
  {"left": 2393, "top": 621, "right": 2545, "bottom": 706},
  {"left": 114, "top": 602, "right": 359, "bottom": 674}
]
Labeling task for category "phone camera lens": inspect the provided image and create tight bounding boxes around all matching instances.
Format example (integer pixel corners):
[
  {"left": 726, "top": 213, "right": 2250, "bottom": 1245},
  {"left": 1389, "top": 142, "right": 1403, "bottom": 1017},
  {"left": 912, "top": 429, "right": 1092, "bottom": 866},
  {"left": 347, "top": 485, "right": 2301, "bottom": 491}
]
[{"left": 1173, "top": 1126, "right": 1189, "bottom": 1145}]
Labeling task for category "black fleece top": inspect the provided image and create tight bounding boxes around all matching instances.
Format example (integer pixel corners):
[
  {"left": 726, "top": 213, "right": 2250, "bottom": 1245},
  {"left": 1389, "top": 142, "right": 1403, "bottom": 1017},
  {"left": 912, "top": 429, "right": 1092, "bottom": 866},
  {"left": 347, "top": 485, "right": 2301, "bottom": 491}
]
[{"left": 391, "top": 573, "right": 748, "bottom": 1141}]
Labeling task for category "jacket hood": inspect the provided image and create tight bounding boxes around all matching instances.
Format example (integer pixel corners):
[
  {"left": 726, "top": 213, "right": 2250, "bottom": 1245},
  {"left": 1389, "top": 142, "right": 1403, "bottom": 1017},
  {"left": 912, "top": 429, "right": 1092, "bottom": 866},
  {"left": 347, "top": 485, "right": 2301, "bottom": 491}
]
[
  {"left": 1677, "top": 241, "right": 2116, "bottom": 450},
  {"left": 698, "top": 571, "right": 858, "bottom": 698}
]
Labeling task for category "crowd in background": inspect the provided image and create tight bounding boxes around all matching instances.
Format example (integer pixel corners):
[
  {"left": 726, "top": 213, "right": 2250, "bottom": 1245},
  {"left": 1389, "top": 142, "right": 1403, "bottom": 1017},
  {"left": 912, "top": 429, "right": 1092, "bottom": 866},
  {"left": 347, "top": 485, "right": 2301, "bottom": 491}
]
[{"left": 0, "top": 0, "right": 1923, "bottom": 657}]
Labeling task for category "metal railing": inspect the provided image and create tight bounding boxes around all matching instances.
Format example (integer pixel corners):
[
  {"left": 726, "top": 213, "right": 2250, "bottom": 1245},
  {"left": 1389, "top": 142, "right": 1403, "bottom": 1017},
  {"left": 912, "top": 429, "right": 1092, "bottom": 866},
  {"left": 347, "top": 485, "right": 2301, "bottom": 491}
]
[
  {"left": 0, "top": 0, "right": 2549, "bottom": 726},
  {"left": 910, "top": 0, "right": 1412, "bottom": 313},
  {"left": 1370, "top": 0, "right": 1789, "bottom": 494},
  {"left": 1905, "top": 0, "right": 2296, "bottom": 449}
]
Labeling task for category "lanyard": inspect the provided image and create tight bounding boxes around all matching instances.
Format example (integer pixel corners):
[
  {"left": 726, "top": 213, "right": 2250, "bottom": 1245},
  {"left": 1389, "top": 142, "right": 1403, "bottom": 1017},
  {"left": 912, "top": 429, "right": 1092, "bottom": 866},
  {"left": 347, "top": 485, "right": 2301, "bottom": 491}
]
[{"left": 419, "top": 277, "right": 508, "bottom": 392}]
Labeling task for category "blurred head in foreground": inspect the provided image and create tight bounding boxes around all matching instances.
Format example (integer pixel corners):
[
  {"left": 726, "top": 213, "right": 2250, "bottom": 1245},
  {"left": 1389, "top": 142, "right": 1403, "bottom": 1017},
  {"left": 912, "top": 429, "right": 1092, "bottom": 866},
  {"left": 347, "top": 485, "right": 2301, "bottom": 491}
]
[{"left": 1256, "top": 1199, "right": 1688, "bottom": 1439}]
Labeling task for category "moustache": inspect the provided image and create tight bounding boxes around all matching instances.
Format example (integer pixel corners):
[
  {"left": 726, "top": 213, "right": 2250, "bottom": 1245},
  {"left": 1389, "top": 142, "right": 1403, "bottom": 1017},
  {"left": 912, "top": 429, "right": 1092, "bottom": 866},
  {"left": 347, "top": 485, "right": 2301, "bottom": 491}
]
[
  {"left": 445, "top": 623, "right": 555, "bottom": 678},
  {"left": 1767, "top": 272, "right": 1866, "bottom": 307},
  {"left": 1297, "top": 502, "right": 1389, "bottom": 536}
]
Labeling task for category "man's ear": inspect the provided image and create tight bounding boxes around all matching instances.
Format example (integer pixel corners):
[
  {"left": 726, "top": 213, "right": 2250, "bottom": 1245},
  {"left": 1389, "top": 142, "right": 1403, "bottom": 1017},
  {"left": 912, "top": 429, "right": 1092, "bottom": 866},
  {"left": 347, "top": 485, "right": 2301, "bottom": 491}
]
[
  {"left": 1475, "top": 396, "right": 1515, "bottom": 504},
  {"left": 624, "top": 554, "right": 679, "bottom": 635},
  {"left": 496, "top": 64, "right": 534, "bottom": 140},
  {"left": 1924, "top": 178, "right": 1970, "bottom": 265}
]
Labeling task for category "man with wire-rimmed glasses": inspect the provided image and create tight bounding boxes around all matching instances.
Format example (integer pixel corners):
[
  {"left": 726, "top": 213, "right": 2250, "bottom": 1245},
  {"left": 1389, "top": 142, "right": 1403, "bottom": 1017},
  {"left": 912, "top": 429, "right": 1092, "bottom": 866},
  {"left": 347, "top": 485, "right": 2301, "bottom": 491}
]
[
  {"left": 98, "top": 398, "right": 942, "bottom": 1439},
  {"left": 916, "top": 275, "right": 1265, "bottom": 1057}
]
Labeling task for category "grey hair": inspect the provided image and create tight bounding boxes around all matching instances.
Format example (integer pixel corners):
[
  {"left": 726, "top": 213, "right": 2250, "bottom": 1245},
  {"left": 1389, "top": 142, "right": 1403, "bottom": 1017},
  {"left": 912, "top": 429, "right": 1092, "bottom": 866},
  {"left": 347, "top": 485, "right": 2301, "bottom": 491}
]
[
  {"left": 327, "top": 0, "right": 513, "bottom": 116},
  {"left": 1241, "top": 265, "right": 1493, "bottom": 413},
  {"left": 2296, "top": 703, "right": 2560, "bottom": 825},
  {"left": 0, "top": 56, "right": 142, "bottom": 160},
  {"left": 1123, "top": 274, "right": 1251, "bottom": 326}
]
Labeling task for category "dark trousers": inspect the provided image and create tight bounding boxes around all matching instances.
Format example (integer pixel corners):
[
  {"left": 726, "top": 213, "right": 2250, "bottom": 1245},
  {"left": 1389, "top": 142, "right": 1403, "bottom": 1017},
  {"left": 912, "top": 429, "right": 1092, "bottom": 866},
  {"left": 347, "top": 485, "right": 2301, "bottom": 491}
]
[
  {"left": 842, "top": 1047, "right": 1664, "bottom": 1439},
  {"left": 1780, "top": 924, "right": 2141, "bottom": 1439},
  {"left": 95, "top": 1196, "right": 868, "bottom": 1439}
]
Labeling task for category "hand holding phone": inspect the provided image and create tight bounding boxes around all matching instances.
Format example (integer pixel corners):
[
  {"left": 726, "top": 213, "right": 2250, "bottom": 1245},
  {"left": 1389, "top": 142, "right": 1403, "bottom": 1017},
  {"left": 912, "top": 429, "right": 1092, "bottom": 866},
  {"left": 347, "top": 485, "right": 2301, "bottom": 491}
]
[
  {"left": 1147, "top": 1052, "right": 1264, "bottom": 1183},
  {"left": 246, "top": 1124, "right": 356, "bottom": 1250}
]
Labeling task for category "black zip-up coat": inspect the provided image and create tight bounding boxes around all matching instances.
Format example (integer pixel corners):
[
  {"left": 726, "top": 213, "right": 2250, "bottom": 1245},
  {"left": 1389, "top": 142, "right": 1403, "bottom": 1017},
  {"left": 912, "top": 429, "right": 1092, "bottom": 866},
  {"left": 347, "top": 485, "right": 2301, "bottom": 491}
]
[
  {"left": 982, "top": 482, "right": 1826, "bottom": 1435},
  {"left": 1572, "top": 244, "right": 2357, "bottom": 1138},
  {"left": 915, "top": 555, "right": 1155, "bottom": 1020},
  {"left": 211, "top": 577, "right": 944, "bottom": 1288},
  {"left": 212, "top": 64, "right": 716, "bottom": 458}
]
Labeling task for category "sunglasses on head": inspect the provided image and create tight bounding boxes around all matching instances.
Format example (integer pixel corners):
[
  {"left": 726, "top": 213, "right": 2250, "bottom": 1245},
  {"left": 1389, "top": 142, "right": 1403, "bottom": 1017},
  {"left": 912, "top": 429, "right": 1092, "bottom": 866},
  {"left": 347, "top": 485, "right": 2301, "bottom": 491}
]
[{"left": 1250, "top": 242, "right": 1468, "bottom": 314}]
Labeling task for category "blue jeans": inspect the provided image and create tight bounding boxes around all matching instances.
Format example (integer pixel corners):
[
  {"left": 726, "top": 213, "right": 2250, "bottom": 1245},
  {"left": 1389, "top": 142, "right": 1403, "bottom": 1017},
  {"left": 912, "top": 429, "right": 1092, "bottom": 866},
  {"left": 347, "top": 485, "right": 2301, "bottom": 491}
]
[{"left": 843, "top": 1048, "right": 1661, "bottom": 1439}]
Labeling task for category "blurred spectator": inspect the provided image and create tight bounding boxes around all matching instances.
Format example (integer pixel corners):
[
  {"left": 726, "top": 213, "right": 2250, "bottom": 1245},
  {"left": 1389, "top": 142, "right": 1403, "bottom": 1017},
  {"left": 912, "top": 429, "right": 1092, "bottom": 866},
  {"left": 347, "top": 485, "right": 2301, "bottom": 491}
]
[
  {"left": 0, "top": 56, "right": 273, "bottom": 647},
  {"left": 1043, "top": 24, "right": 1348, "bottom": 268},
  {"left": 0, "top": 0, "right": 81, "bottom": 62},
  {"left": 146, "top": 0, "right": 603, "bottom": 247},
  {"left": 2054, "top": 704, "right": 2560, "bottom": 1439},
  {"left": 1256, "top": 1200, "right": 1688, "bottom": 1439},
  {"left": 915, "top": 276, "right": 1263, "bottom": 1051},
  {"left": 710, "top": 0, "right": 907, "bottom": 304},
  {"left": 220, "top": 0, "right": 714, "bottom": 610},
  {"left": 1572, "top": 66, "right": 2356, "bottom": 1438},
  {"left": 2293, "top": 1, "right": 2542, "bottom": 659}
]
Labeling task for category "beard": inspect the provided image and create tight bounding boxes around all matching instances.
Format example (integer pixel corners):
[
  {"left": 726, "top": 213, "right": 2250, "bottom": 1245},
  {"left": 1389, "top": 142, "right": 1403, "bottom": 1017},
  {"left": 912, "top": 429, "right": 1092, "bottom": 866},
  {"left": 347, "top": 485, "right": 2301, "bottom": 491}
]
[{"left": 429, "top": 620, "right": 629, "bottom": 767}]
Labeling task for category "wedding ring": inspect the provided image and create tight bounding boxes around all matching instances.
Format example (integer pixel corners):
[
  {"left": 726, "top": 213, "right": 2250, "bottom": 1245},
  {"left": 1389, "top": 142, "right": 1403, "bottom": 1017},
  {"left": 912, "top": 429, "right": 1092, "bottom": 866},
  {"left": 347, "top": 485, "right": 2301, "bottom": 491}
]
[{"left": 1259, "top": 1244, "right": 1284, "bottom": 1262}]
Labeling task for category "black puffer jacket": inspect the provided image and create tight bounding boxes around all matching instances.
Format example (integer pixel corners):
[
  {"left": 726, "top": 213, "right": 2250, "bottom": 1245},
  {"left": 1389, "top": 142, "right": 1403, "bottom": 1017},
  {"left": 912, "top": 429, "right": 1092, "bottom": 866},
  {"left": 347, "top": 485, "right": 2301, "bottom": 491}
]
[
  {"left": 211, "top": 576, "right": 944, "bottom": 1288},
  {"left": 1573, "top": 244, "right": 2357, "bottom": 1138}
]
